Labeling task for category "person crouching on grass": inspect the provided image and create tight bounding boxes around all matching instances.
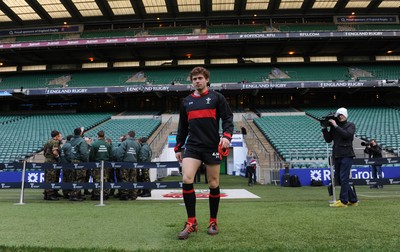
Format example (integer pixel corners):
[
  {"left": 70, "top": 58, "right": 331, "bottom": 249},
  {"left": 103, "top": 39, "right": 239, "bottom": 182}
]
[{"left": 175, "top": 66, "right": 233, "bottom": 240}]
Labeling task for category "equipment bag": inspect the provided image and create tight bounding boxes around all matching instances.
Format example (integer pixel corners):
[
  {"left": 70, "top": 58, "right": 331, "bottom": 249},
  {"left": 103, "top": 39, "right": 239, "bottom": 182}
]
[
  {"left": 290, "top": 175, "right": 302, "bottom": 187},
  {"left": 282, "top": 174, "right": 291, "bottom": 187}
]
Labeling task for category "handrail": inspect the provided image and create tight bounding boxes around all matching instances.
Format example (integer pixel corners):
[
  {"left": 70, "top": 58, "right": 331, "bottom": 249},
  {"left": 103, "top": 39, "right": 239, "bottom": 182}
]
[
  {"left": 241, "top": 114, "right": 276, "bottom": 169},
  {"left": 149, "top": 116, "right": 172, "bottom": 158}
]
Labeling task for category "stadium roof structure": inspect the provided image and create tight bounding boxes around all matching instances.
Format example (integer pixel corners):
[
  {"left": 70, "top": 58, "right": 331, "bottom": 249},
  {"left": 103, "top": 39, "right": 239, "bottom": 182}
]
[
  {"left": 0, "top": 0, "right": 399, "bottom": 28},
  {"left": 0, "top": 0, "right": 399, "bottom": 67}
]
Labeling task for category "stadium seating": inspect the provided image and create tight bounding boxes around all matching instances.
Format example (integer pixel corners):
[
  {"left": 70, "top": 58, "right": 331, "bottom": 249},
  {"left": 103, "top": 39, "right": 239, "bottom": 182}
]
[
  {"left": 254, "top": 107, "right": 298, "bottom": 113},
  {"left": 207, "top": 25, "right": 265, "bottom": 34},
  {"left": 0, "top": 115, "right": 27, "bottom": 124},
  {"left": 302, "top": 107, "right": 400, "bottom": 150},
  {"left": 145, "top": 67, "right": 270, "bottom": 84},
  {"left": 147, "top": 27, "right": 193, "bottom": 35},
  {"left": 355, "top": 24, "right": 400, "bottom": 30},
  {"left": 119, "top": 111, "right": 161, "bottom": 116},
  {"left": 15, "top": 34, "right": 65, "bottom": 42},
  {"left": 0, "top": 113, "right": 112, "bottom": 163},
  {"left": 144, "top": 69, "right": 191, "bottom": 85},
  {"left": 277, "top": 24, "right": 337, "bottom": 32},
  {"left": 210, "top": 67, "right": 269, "bottom": 83},
  {"left": 351, "top": 65, "right": 400, "bottom": 80},
  {"left": 253, "top": 115, "right": 329, "bottom": 166},
  {"left": 85, "top": 118, "right": 161, "bottom": 147},
  {"left": 277, "top": 65, "right": 350, "bottom": 81},
  {"left": 254, "top": 106, "right": 400, "bottom": 166},
  {"left": 66, "top": 71, "right": 135, "bottom": 87},
  {"left": 0, "top": 73, "right": 67, "bottom": 89},
  {"left": 80, "top": 29, "right": 138, "bottom": 38},
  {"left": 0, "top": 65, "right": 398, "bottom": 90}
]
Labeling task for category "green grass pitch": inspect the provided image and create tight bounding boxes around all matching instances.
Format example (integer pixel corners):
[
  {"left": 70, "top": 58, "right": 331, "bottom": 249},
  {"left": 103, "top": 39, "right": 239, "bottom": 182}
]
[{"left": 1, "top": 175, "right": 400, "bottom": 252}]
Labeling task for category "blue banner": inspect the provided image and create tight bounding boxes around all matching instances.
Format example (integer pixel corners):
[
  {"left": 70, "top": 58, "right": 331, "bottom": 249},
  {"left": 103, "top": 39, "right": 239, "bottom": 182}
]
[
  {"left": 0, "top": 181, "right": 182, "bottom": 190},
  {"left": 168, "top": 135, "right": 176, "bottom": 148},
  {"left": 280, "top": 166, "right": 400, "bottom": 186},
  {"left": 0, "top": 161, "right": 180, "bottom": 171}
]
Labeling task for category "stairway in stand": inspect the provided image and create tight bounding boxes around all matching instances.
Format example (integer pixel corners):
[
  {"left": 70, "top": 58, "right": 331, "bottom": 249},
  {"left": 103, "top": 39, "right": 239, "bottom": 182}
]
[
  {"left": 236, "top": 119, "right": 281, "bottom": 184},
  {"left": 149, "top": 121, "right": 178, "bottom": 159}
]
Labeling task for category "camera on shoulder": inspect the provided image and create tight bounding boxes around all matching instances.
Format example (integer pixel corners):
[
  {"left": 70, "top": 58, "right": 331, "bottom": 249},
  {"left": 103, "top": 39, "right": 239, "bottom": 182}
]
[
  {"left": 361, "top": 141, "right": 372, "bottom": 147},
  {"left": 320, "top": 112, "right": 336, "bottom": 127}
]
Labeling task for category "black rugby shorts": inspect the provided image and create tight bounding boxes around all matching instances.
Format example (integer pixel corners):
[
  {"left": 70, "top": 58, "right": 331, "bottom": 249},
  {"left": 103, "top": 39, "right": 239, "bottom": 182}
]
[{"left": 183, "top": 148, "right": 221, "bottom": 165}]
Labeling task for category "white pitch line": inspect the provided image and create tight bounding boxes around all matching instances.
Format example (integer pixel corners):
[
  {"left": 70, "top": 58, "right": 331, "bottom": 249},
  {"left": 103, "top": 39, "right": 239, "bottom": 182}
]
[{"left": 358, "top": 192, "right": 400, "bottom": 198}]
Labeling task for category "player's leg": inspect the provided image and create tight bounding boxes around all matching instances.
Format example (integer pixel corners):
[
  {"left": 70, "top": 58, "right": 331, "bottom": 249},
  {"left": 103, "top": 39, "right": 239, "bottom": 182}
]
[
  {"left": 178, "top": 157, "right": 201, "bottom": 239},
  {"left": 206, "top": 163, "right": 221, "bottom": 235}
]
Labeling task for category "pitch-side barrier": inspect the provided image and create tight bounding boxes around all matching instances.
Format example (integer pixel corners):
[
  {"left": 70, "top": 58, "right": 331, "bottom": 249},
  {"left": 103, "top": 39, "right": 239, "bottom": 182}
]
[
  {"left": 0, "top": 160, "right": 180, "bottom": 206},
  {"left": 328, "top": 157, "right": 400, "bottom": 203}
]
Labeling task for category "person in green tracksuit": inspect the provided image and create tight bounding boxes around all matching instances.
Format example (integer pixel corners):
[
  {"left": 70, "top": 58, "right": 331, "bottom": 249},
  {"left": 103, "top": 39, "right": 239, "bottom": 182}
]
[
  {"left": 90, "top": 130, "right": 113, "bottom": 200},
  {"left": 138, "top": 137, "right": 152, "bottom": 197},
  {"left": 117, "top": 131, "right": 141, "bottom": 200},
  {"left": 69, "top": 127, "right": 90, "bottom": 201},
  {"left": 60, "top": 135, "right": 73, "bottom": 199}
]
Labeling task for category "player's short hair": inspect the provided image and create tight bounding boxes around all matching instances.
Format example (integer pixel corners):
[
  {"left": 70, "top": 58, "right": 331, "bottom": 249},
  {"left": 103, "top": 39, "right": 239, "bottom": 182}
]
[
  {"left": 128, "top": 131, "right": 136, "bottom": 138},
  {"left": 51, "top": 130, "right": 60, "bottom": 138},
  {"left": 190, "top": 66, "right": 210, "bottom": 81},
  {"left": 74, "top": 127, "right": 82, "bottom": 135},
  {"left": 97, "top": 130, "right": 105, "bottom": 138}
]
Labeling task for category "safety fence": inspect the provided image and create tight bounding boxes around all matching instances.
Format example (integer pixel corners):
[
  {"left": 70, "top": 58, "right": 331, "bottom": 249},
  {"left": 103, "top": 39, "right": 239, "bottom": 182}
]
[
  {"left": 327, "top": 157, "right": 400, "bottom": 202},
  {"left": 348, "top": 157, "right": 400, "bottom": 185},
  {"left": 0, "top": 161, "right": 181, "bottom": 206}
]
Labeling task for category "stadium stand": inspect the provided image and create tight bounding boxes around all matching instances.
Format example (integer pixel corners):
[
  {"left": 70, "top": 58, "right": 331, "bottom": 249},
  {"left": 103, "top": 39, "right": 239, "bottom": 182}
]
[
  {"left": 207, "top": 25, "right": 265, "bottom": 33},
  {"left": 119, "top": 111, "right": 161, "bottom": 116},
  {"left": 0, "top": 113, "right": 112, "bottom": 163},
  {"left": 277, "top": 24, "right": 337, "bottom": 32},
  {"left": 3, "top": 23, "right": 400, "bottom": 44},
  {"left": 15, "top": 34, "right": 66, "bottom": 42},
  {"left": 147, "top": 27, "right": 193, "bottom": 35},
  {"left": 85, "top": 118, "right": 161, "bottom": 147},
  {"left": 276, "top": 65, "right": 350, "bottom": 81},
  {"left": 253, "top": 114, "right": 328, "bottom": 167},
  {"left": 66, "top": 71, "right": 135, "bottom": 87},
  {"left": 144, "top": 68, "right": 191, "bottom": 85},
  {"left": 0, "top": 114, "right": 27, "bottom": 124},
  {"left": 80, "top": 29, "right": 138, "bottom": 38},
  {"left": 0, "top": 73, "right": 68, "bottom": 89},
  {"left": 351, "top": 65, "right": 400, "bottom": 80},
  {"left": 210, "top": 67, "right": 269, "bottom": 83},
  {"left": 303, "top": 107, "right": 400, "bottom": 151},
  {"left": 252, "top": 106, "right": 400, "bottom": 167},
  {"left": 1, "top": 64, "right": 399, "bottom": 89},
  {"left": 255, "top": 107, "right": 298, "bottom": 113},
  {"left": 354, "top": 24, "right": 400, "bottom": 30}
]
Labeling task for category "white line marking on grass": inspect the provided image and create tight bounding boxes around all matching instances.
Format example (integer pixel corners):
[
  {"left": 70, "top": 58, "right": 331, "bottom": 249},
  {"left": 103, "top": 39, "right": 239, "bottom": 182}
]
[{"left": 358, "top": 192, "right": 400, "bottom": 198}]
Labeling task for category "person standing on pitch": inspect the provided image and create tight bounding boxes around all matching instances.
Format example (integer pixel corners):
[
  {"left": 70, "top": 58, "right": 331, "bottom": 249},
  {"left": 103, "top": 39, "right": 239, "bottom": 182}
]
[
  {"left": 117, "top": 131, "right": 141, "bottom": 200},
  {"left": 60, "top": 135, "right": 73, "bottom": 199},
  {"left": 322, "top": 107, "right": 358, "bottom": 207},
  {"left": 90, "top": 130, "right": 113, "bottom": 200},
  {"left": 364, "top": 139, "right": 383, "bottom": 189},
  {"left": 43, "top": 130, "right": 62, "bottom": 201},
  {"left": 69, "top": 127, "right": 90, "bottom": 201},
  {"left": 175, "top": 66, "right": 233, "bottom": 239},
  {"left": 246, "top": 150, "right": 257, "bottom": 186},
  {"left": 138, "top": 137, "right": 152, "bottom": 197}
]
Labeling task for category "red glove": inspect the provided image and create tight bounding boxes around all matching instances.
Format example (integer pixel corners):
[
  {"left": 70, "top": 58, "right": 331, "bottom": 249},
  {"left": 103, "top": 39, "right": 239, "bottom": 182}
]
[{"left": 218, "top": 144, "right": 229, "bottom": 160}]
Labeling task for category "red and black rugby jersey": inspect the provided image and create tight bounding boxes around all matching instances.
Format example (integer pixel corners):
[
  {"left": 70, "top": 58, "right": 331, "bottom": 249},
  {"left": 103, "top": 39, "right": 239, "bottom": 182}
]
[{"left": 175, "top": 90, "right": 233, "bottom": 153}]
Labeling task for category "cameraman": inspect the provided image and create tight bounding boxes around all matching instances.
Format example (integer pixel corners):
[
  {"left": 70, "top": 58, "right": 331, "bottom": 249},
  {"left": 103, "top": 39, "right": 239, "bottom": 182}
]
[
  {"left": 364, "top": 139, "right": 383, "bottom": 189},
  {"left": 322, "top": 107, "right": 358, "bottom": 207}
]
